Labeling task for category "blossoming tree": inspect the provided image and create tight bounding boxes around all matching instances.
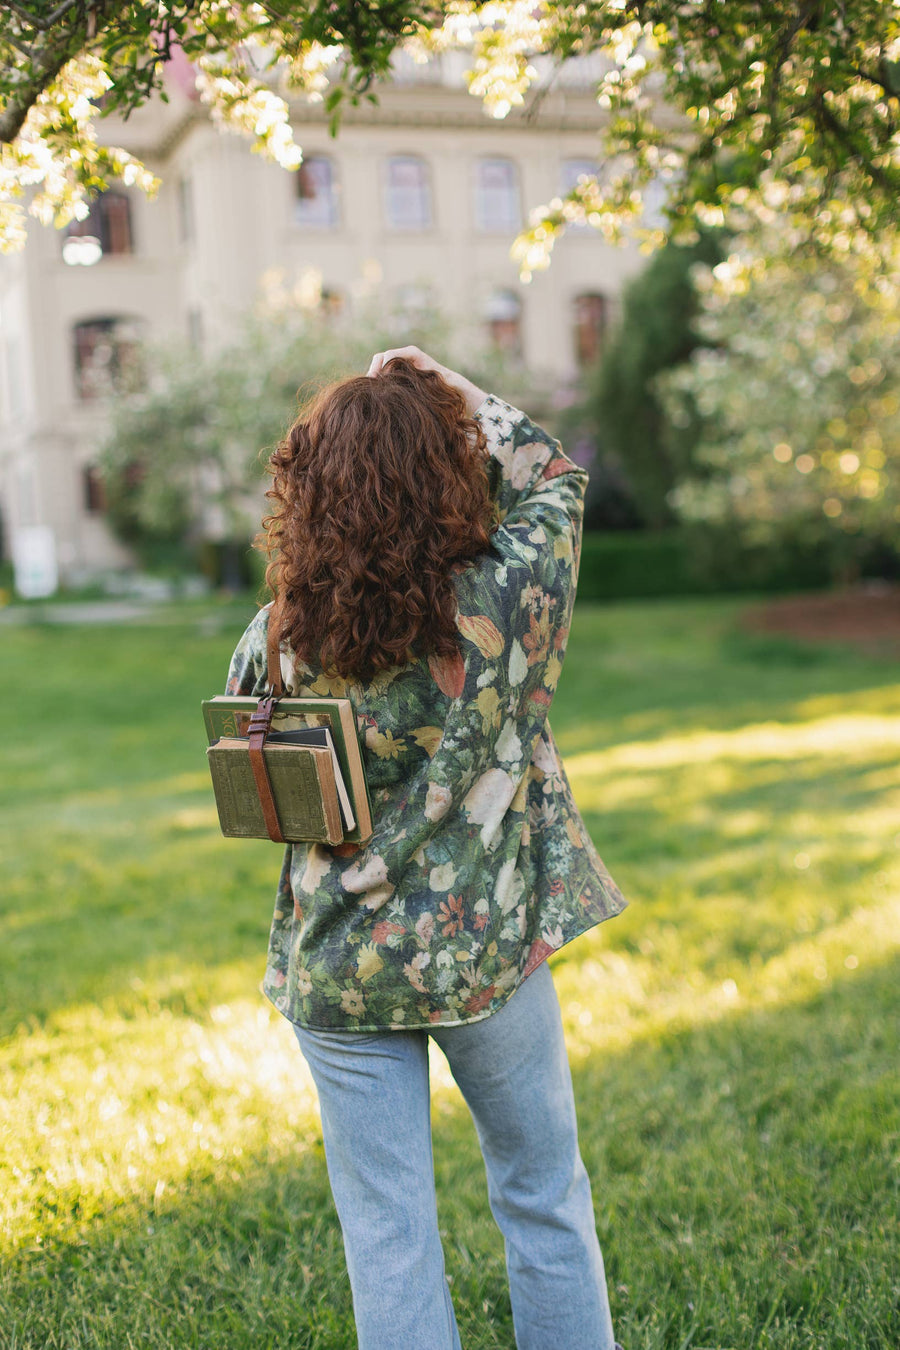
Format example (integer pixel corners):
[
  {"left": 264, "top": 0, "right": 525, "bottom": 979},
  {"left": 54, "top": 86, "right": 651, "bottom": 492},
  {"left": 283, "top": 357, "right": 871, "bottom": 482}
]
[
  {"left": 657, "top": 227, "right": 900, "bottom": 561},
  {"left": 1, "top": 1, "right": 898, "bottom": 262}
]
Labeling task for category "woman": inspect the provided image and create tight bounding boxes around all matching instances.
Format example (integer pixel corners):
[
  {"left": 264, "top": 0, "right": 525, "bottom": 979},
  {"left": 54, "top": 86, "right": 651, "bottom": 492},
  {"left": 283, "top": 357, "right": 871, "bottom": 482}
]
[{"left": 225, "top": 346, "right": 628, "bottom": 1350}]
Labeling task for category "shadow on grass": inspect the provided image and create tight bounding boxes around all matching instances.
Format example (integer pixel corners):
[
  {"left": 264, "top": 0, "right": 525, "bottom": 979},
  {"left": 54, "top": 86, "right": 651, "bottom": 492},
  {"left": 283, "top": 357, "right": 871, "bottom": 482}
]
[{"left": 4, "top": 959, "right": 897, "bottom": 1350}]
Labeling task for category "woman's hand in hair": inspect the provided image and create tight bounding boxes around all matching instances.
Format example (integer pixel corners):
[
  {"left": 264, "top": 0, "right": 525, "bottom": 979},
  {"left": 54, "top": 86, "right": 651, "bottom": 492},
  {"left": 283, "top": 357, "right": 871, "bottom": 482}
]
[{"left": 366, "top": 346, "right": 487, "bottom": 417}]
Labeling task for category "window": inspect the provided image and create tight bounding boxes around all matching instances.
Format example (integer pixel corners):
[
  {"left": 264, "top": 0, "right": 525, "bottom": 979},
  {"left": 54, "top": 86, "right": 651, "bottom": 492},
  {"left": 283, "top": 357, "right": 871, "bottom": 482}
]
[
  {"left": 72, "top": 317, "right": 145, "bottom": 401},
  {"left": 295, "top": 156, "right": 339, "bottom": 228},
  {"left": 560, "top": 159, "right": 601, "bottom": 231},
  {"left": 573, "top": 293, "right": 608, "bottom": 368},
  {"left": 484, "top": 289, "right": 523, "bottom": 356},
  {"left": 63, "top": 191, "right": 133, "bottom": 263},
  {"left": 475, "top": 158, "right": 521, "bottom": 233},
  {"left": 82, "top": 465, "right": 107, "bottom": 514},
  {"left": 385, "top": 156, "right": 432, "bottom": 230}
]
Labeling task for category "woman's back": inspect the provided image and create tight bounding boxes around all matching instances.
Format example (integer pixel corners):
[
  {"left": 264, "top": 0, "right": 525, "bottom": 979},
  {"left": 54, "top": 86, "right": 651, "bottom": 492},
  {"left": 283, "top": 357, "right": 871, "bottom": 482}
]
[{"left": 226, "top": 375, "right": 627, "bottom": 1030}]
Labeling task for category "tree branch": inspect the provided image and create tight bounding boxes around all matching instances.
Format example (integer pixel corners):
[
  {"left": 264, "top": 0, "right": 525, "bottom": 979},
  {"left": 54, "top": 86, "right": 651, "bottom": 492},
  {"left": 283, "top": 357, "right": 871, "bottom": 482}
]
[
  {"left": 813, "top": 92, "right": 899, "bottom": 194},
  {"left": 765, "top": 1, "right": 817, "bottom": 135},
  {"left": 0, "top": 0, "right": 84, "bottom": 32},
  {"left": 1, "top": 29, "right": 39, "bottom": 60},
  {"left": 0, "top": 0, "right": 139, "bottom": 142},
  {"left": 0, "top": 21, "right": 85, "bottom": 141}
]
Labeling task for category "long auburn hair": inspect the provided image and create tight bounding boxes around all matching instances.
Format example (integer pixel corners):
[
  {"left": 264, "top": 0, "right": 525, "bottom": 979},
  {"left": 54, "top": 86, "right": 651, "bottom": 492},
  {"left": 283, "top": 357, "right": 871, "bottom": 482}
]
[{"left": 260, "top": 358, "right": 497, "bottom": 681}]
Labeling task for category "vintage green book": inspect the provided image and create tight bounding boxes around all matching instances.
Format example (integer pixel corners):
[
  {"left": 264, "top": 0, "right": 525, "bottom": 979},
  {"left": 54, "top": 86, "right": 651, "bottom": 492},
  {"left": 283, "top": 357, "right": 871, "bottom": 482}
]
[
  {"left": 207, "top": 739, "right": 344, "bottom": 844},
  {"left": 202, "top": 695, "right": 373, "bottom": 844},
  {"left": 264, "top": 726, "right": 356, "bottom": 833}
]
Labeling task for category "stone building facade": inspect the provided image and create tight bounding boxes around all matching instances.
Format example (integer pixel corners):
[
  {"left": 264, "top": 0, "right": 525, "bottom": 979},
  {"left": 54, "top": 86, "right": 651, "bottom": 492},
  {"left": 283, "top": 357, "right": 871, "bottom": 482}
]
[{"left": 0, "top": 51, "right": 651, "bottom": 586}]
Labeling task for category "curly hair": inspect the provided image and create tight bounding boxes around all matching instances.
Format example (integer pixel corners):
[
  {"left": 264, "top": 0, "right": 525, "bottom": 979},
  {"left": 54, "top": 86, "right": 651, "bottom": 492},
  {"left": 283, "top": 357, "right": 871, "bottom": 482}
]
[{"left": 260, "top": 358, "right": 497, "bottom": 681}]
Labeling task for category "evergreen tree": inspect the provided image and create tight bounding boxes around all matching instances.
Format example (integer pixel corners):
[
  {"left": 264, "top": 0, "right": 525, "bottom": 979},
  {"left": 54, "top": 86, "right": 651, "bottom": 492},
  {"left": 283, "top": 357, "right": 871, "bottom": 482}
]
[{"left": 584, "top": 230, "right": 723, "bottom": 528}]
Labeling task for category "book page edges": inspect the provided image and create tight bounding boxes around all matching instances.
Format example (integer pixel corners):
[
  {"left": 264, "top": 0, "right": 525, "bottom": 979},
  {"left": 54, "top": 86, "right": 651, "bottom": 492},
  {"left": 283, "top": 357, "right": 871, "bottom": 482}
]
[
  {"left": 336, "top": 702, "right": 373, "bottom": 842},
  {"left": 312, "top": 744, "right": 343, "bottom": 845}
]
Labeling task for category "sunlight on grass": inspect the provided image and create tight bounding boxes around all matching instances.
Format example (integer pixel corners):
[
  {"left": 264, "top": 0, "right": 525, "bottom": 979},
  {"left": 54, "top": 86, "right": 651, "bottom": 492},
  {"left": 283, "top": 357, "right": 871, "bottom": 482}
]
[
  {"left": 552, "top": 894, "right": 900, "bottom": 1060},
  {"left": 171, "top": 805, "right": 221, "bottom": 830},
  {"left": 567, "top": 710, "right": 900, "bottom": 775},
  {"left": 1, "top": 999, "right": 320, "bottom": 1251}
]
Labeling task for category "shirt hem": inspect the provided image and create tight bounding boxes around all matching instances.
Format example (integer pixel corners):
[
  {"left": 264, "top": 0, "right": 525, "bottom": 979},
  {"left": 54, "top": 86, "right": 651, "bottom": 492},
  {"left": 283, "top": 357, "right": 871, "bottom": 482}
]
[{"left": 261, "top": 879, "right": 628, "bottom": 1034}]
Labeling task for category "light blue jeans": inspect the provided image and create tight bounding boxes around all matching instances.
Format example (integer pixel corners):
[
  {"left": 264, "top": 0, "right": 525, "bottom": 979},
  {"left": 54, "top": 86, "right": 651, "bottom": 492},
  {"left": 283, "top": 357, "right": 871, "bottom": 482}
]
[{"left": 293, "top": 960, "right": 618, "bottom": 1350}]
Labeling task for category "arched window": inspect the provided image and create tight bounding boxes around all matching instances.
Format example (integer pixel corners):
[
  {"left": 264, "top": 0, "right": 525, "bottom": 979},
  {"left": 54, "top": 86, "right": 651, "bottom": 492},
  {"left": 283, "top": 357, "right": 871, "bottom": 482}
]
[
  {"left": 475, "top": 158, "right": 521, "bottom": 232},
  {"left": 385, "top": 156, "right": 432, "bottom": 230},
  {"left": 484, "top": 289, "right": 523, "bottom": 356},
  {"left": 82, "top": 465, "right": 108, "bottom": 514},
  {"left": 573, "top": 292, "right": 608, "bottom": 368},
  {"left": 72, "top": 316, "right": 145, "bottom": 401},
  {"left": 63, "top": 191, "right": 133, "bottom": 263},
  {"left": 560, "top": 159, "right": 601, "bottom": 231},
  {"left": 295, "top": 156, "right": 339, "bottom": 228}
]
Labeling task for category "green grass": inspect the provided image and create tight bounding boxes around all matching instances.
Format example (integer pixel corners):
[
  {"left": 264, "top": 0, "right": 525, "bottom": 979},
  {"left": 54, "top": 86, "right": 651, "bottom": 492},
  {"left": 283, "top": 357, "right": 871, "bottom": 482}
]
[{"left": 1, "top": 594, "right": 898, "bottom": 1349}]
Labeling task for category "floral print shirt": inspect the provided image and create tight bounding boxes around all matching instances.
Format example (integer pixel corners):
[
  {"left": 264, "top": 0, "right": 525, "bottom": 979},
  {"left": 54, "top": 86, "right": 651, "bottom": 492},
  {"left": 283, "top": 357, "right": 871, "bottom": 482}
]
[{"left": 225, "top": 394, "right": 628, "bottom": 1030}]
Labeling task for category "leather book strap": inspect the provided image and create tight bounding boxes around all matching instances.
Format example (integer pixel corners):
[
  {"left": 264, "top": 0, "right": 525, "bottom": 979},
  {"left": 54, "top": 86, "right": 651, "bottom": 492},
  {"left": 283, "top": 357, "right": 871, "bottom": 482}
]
[
  {"left": 267, "top": 601, "right": 284, "bottom": 697},
  {"left": 248, "top": 697, "right": 284, "bottom": 843}
]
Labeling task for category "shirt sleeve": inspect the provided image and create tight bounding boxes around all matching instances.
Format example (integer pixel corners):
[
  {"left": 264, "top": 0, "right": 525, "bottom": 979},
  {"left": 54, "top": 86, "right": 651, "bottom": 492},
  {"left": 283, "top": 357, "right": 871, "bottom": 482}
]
[
  {"left": 436, "top": 392, "right": 586, "bottom": 778},
  {"left": 224, "top": 606, "right": 271, "bottom": 697},
  {"left": 474, "top": 391, "right": 587, "bottom": 589}
]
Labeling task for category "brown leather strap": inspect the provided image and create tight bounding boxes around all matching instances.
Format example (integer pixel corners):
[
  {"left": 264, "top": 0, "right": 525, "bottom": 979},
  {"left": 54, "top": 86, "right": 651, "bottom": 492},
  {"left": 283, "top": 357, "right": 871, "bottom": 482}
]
[
  {"left": 248, "top": 697, "right": 284, "bottom": 843},
  {"left": 267, "top": 600, "right": 284, "bottom": 696}
]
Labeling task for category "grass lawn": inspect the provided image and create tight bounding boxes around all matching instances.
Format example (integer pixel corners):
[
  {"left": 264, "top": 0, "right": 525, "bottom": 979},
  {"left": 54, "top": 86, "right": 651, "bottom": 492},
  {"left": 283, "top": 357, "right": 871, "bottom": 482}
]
[{"left": 1, "top": 593, "right": 898, "bottom": 1350}]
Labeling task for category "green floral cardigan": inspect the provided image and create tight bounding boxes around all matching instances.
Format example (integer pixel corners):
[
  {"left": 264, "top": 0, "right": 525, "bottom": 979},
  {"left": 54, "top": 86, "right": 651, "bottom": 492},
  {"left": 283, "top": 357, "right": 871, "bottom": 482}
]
[{"left": 225, "top": 394, "right": 628, "bottom": 1030}]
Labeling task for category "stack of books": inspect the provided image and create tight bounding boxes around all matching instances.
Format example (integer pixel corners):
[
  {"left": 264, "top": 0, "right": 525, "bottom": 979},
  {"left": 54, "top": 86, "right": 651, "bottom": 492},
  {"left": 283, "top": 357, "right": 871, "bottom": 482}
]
[{"left": 203, "top": 696, "right": 373, "bottom": 846}]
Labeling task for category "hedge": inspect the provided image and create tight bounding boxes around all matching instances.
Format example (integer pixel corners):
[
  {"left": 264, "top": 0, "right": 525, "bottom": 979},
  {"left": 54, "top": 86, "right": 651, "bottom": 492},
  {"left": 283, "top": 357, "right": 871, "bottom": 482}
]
[{"left": 575, "top": 528, "right": 898, "bottom": 602}]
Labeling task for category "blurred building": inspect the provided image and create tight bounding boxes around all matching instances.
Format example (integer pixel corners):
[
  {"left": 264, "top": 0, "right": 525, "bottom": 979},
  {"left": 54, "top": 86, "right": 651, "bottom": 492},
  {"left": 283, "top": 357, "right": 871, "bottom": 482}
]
[{"left": 0, "top": 50, "right": 654, "bottom": 585}]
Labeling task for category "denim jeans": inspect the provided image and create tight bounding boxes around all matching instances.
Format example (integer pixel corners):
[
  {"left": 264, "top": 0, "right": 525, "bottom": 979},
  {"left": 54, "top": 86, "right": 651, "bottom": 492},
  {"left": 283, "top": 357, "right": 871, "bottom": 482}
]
[{"left": 293, "top": 960, "right": 618, "bottom": 1350}]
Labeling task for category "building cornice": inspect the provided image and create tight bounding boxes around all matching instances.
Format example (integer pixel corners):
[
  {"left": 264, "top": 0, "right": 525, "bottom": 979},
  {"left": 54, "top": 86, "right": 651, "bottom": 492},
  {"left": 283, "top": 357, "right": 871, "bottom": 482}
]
[{"left": 106, "top": 84, "right": 632, "bottom": 162}]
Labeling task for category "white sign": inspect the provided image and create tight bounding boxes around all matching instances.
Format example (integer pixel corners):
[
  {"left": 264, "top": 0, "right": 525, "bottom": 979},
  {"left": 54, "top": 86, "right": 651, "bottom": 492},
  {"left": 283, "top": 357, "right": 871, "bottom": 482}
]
[{"left": 13, "top": 525, "right": 59, "bottom": 599}]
